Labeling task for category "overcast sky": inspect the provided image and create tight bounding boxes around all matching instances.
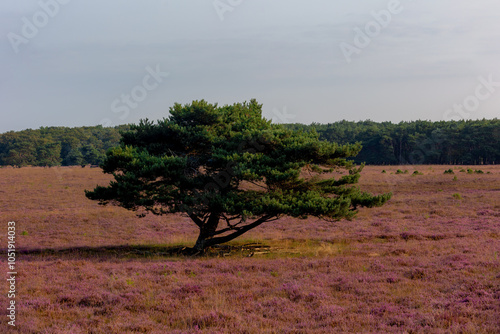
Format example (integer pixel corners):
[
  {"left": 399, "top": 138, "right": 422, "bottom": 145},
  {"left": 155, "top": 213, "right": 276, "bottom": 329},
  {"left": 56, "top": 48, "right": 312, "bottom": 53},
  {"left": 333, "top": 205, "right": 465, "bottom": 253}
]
[{"left": 1, "top": 0, "right": 499, "bottom": 132}]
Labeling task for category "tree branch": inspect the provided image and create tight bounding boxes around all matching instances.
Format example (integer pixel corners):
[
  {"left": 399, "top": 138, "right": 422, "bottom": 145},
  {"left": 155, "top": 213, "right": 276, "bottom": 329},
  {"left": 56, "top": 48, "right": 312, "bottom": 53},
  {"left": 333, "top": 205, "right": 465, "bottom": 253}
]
[
  {"left": 188, "top": 213, "right": 203, "bottom": 228},
  {"left": 246, "top": 180, "right": 268, "bottom": 190},
  {"left": 211, "top": 214, "right": 244, "bottom": 236},
  {"left": 211, "top": 227, "right": 237, "bottom": 236},
  {"left": 204, "top": 215, "right": 276, "bottom": 247},
  {"left": 221, "top": 213, "right": 242, "bottom": 228}
]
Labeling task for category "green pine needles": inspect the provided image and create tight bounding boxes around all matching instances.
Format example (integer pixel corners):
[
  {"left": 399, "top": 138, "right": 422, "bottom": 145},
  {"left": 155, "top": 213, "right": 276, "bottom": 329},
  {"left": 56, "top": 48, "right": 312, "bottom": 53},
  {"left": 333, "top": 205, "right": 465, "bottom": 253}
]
[{"left": 85, "top": 100, "right": 391, "bottom": 253}]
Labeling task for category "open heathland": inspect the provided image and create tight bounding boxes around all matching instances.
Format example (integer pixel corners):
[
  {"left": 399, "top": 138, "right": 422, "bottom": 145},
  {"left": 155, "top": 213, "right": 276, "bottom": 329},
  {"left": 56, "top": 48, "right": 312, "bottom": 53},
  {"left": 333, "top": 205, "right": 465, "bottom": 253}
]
[{"left": 0, "top": 165, "right": 499, "bottom": 333}]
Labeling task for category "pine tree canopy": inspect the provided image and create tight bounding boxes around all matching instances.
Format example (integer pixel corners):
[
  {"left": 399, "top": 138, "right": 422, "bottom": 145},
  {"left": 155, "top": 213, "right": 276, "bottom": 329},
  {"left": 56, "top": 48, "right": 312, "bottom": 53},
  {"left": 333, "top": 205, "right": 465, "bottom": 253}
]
[{"left": 85, "top": 99, "right": 391, "bottom": 252}]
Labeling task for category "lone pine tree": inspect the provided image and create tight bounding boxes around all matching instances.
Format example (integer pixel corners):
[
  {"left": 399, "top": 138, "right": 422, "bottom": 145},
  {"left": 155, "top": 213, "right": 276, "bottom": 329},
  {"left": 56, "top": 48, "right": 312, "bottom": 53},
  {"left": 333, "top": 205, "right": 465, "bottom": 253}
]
[{"left": 85, "top": 100, "right": 391, "bottom": 253}]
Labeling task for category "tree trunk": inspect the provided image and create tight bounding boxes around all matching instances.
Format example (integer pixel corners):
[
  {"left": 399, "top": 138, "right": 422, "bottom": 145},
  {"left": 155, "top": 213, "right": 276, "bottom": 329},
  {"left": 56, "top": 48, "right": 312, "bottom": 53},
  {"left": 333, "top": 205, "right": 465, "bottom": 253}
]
[
  {"left": 192, "top": 211, "right": 220, "bottom": 252},
  {"left": 190, "top": 214, "right": 274, "bottom": 253}
]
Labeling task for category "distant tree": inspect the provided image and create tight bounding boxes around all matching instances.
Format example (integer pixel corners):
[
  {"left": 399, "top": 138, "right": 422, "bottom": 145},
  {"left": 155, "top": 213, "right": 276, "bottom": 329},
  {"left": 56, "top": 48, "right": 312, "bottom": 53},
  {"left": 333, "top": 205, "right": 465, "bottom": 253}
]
[
  {"left": 81, "top": 144, "right": 104, "bottom": 165},
  {"left": 64, "top": 148, "right": 84, "bottom": 166},
  {"left": 36, "top": 141, "right": 62, "bottom": 167},
  {"left": 2, "top": 118, "right": 497, "bottom": 167},
  {"left": 0, "top": 125, "right": 127, "bottom": 167},
  {"left": 85, "top": 100, "right": 392, "bottom": 253},
  {"left": 1, "top": 132, "right": 38, "bottom": 166}
]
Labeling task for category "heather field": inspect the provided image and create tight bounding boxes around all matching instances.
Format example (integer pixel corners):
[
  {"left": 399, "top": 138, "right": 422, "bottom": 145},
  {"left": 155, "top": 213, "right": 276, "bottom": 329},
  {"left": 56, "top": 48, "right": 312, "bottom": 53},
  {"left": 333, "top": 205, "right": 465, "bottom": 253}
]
[{"left": 0, "top": 165, "right": 499, "bottom": 333}]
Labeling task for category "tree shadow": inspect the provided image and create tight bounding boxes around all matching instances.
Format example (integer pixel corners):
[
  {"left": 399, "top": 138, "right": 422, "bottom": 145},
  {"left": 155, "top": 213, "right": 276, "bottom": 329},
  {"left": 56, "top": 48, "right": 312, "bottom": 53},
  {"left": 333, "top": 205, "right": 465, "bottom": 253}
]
[{"left": 14, "top": 243, "right": 271, "bottom": 261}]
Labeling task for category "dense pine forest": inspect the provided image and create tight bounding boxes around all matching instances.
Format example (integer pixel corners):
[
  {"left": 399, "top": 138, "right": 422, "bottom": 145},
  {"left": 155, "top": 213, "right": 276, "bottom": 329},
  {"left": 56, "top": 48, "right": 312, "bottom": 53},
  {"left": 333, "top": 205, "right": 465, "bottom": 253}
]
[
  {"left": 284, "top": 119, "right": 499, "bottom": 165},
  {"left": 0, "top": 125, "right": 130, "bottom": 167},
  {"left": 0, "top": 119, "right": 498, "bottom": 166}
]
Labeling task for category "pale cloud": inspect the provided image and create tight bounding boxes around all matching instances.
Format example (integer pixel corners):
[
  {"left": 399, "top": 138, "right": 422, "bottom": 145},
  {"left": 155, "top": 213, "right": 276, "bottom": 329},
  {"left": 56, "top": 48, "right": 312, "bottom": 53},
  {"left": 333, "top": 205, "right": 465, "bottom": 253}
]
[{"left": 1, "top": 0, "right": 499, "bottom": 132}]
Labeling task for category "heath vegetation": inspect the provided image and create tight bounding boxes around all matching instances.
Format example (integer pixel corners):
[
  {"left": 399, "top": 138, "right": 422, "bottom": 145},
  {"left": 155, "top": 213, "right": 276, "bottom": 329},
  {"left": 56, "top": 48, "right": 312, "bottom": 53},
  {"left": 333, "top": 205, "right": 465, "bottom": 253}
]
[{"left": 0, "top": 164, "right": 498, "bottom": 333}]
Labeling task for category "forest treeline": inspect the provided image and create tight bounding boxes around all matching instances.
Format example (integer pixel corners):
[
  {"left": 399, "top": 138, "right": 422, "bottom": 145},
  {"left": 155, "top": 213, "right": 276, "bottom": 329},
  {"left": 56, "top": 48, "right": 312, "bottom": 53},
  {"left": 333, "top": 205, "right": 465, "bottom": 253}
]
[
  {"left": 284, "top": 119, "right": 499, "bottom": 165},
  {"left": 0, "top": 119, "right": 498, "bottom": 166},
  {"left": 0, "top": 125, "right": 129, "bottom": 167}
]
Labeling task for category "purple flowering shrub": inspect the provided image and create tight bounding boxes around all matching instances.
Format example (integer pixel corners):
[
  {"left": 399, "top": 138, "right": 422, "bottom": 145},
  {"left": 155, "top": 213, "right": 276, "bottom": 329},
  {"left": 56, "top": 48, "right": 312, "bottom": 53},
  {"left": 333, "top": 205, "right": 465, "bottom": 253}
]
[{"left": 0, "top": 165, "right": 498, "bottom": 333}]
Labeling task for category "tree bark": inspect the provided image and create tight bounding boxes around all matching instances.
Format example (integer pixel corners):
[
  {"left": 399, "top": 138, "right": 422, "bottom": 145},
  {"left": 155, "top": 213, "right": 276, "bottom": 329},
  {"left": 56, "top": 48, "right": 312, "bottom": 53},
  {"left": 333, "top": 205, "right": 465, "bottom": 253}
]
[
  {"left": 192, "top": 211, "right": 220, "bottom": 252},
  {"left": 191, "top": 214, "right": 274, "bottom": 253}
]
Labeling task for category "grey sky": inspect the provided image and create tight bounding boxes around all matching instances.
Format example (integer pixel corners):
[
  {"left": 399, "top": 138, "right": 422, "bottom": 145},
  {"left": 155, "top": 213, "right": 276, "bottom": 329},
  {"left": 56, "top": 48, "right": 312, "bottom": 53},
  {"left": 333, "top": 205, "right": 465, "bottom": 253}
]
[{"left": 1, "top": 0, "right": 499, "bottom": 133}]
